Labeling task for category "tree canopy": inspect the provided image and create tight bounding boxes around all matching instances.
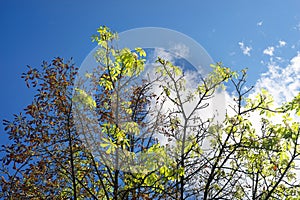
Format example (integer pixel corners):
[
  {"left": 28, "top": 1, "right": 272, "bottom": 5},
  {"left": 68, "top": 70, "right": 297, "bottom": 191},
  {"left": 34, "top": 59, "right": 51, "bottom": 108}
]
[{"left": 1, "top": 26, "right": 300, "bottom": 200}]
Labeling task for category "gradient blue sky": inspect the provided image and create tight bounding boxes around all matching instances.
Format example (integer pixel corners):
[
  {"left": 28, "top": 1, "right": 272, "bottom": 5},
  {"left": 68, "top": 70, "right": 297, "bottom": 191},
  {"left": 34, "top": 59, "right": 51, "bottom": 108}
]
[{"left": 1, "top": 0, "right": 300, "bottom": 144}]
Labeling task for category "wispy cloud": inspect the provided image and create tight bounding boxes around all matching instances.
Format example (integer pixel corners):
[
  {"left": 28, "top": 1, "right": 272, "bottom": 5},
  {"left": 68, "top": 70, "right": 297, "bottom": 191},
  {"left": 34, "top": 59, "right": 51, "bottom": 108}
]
[
  {"left": 248, "top": 53, "right": 300, "bottom": 178},
  {"left": 278, "top": 40, "right": 287, "bottom": 47},
  {"left": 294, "top": 22, "right": 300, "bottom": 31},
  {"left": 153, "top": 47, "right": 175, "bottom": 63},
  {"left": 170, "top": 43, "right": 190, "bottom": 58},
  {"left": 263, "top": 46, "right": 275, "bottom": 56},
  {"left": 238, "top": 42, "right": 252, "bottom": 56},
  {"left": 239, "top": 52, "right": 300, "bottom": 136},
  {"left": 153, "top": 44, "right": 190, "bottom": 63},
  {"left": 257, "top": 21, "right": 263, "bottom": 26},
  {"left": 226, "top": 52, "right": 300, "bottom": 136},
  {"left": 229, "top": 52, "right": 236, "bottom": 56},
  {"left": 145, "top": 47, "right": 226, "bottom": 146},
  {"left": 247, "top": 52, "right": 300, "bottom": 110}
]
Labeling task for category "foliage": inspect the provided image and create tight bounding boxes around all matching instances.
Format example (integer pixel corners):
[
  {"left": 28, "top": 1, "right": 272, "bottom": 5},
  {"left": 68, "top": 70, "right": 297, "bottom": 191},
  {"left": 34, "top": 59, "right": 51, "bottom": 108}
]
[{"left": 1, "top": 26, "right": 300, "bottom": 200}]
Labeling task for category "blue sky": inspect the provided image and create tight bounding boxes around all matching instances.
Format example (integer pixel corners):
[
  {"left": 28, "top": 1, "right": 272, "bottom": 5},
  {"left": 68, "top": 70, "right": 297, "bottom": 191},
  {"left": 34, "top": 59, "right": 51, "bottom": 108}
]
[{"left": 1, "top": 0, "right": 300, "bottom": 145}]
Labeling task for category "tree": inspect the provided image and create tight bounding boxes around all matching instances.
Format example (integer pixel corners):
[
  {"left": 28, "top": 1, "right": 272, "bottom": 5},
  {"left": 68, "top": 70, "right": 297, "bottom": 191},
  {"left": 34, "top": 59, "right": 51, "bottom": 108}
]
[{"left": 1, "top": 26, "right": 300, "bottom": 199}]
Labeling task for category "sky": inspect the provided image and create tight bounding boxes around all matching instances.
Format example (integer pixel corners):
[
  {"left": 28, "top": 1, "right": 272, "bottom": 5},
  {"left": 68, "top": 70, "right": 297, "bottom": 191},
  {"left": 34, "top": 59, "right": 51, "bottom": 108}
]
[{"left": 1, "top": 0, "right": 300, "bottom": 147}]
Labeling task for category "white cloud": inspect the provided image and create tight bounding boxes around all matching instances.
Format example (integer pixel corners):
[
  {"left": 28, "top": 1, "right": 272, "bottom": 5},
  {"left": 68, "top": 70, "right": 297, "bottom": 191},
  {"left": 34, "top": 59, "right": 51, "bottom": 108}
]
[
  {"left": 153, "top": 47, "right": 175, "bottom": 63},
  {"left": 225, "top": 53, "right": 300, "bottom": 178},
  {"left": 144, "top": 47, "right": 226, "bottom": 147},
  {"left": 255, "top": 54, "right": 300, "bottom": 104},
  {"left": 148, "top": 48, "right": 300, "bottom": 175},
  {"left": 225, "top": 52, "right": 300, "bottom": 132},
  {"left": 246, "top": 53, "right": 300, "bottom": 178},
  {"left": 238, "top": 42, "right": 252, "bottom": 56},
  {"left": 278, "top": 40, "right": 286, "bottom": 47},
  {"left": 153, "top": 44, "right": 190, "bottom": 63},
  {"left": 257, "top": 21, "right": 263, "bottom": 26},
  {"left": 170, "top": 43, "right": 190, "bottom": 59},
  {"left": 263, "top": 46, "right": 275, "bottom": 56},
  {"left": 275, "top": 56, "right": 284, "bottom": 62}
]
